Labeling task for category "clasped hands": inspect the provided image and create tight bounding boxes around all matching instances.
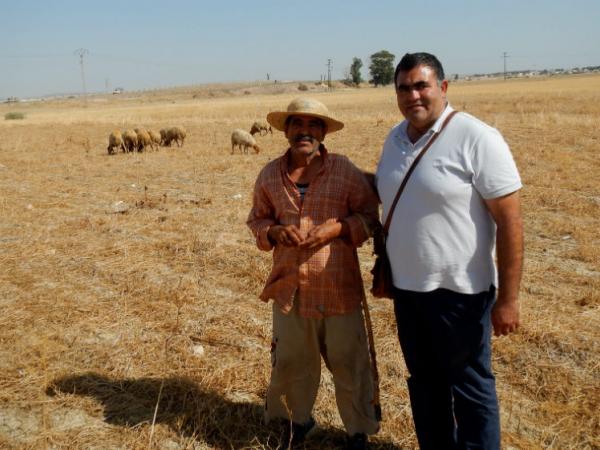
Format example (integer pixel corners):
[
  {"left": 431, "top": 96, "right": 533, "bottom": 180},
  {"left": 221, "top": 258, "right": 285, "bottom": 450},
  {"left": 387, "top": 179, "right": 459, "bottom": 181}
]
[{"left": 268, "top": 219, "right": 344, "bottom": 249}]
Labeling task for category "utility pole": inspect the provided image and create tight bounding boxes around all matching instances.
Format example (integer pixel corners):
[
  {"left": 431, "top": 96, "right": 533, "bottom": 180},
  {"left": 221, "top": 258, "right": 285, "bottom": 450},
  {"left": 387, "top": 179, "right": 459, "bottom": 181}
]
[
  {"left": 327, "top": 59, "right": 332, "bottom": 89},
  {"left": 502, "top": 52, "right": 509, "bottom": 80},
  {"left": 74, "top": 48, "right": 89, "bottom": 99}
]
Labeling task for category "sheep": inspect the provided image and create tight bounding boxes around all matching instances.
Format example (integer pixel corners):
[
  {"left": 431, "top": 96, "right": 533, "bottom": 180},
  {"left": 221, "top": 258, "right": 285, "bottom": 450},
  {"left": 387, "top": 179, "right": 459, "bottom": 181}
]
[
  {"left": 159, "top": 128, "right": 169, "bottom": 146},
  {"left": 148, "top": 130, "right": 162, "bottom": 147},
  {"left": 249, "top": 120, "right": 272, "bottom": 136},
  {"left": 135, "top": 128, "right": 153, "bottom": 152},
  {"left": 122, "top": 129, "right": 138, "bottom": 153},
  {"left": 107, "top": 130, "right": 125, "bottom": 155},
  {"left": 164, "top": 126, "right": 186, "bottom": 147},
  {"left": 231, "top": 129, "right": 261, "bottom": 154}
]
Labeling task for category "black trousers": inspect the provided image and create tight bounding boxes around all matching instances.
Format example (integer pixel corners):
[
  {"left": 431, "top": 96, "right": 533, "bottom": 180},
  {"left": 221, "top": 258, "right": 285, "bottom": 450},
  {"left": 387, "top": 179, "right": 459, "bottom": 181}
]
[{"left": 393, "top": 286, "right": 500, "bottom": 450}]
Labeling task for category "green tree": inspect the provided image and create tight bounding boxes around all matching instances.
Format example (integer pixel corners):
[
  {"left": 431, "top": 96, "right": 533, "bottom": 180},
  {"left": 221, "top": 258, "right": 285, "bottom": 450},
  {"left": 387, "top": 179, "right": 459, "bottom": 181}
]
[
  {"left": 369, "top": 50, "right": 395, "bottom": 86},
  {"left": 350, "top": 57, "right": 363, "bottom": 85}
]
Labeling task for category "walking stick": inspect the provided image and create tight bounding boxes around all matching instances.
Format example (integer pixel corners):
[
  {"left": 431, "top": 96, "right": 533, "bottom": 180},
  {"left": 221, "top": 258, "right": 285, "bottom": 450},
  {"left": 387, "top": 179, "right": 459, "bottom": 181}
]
[{"left": 361, "top": 293, "right": 382, "bottom": 421}]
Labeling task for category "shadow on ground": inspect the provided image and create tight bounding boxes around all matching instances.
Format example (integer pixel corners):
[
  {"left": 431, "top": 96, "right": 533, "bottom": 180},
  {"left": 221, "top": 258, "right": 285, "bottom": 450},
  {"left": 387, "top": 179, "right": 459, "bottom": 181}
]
[{"left": 47, "top": 372, "right": 403, "bottom": 449}]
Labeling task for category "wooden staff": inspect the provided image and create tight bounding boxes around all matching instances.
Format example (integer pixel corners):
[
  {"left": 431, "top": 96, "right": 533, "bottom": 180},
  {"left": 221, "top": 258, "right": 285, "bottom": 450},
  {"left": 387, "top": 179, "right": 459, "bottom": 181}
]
[{"left": 361, "top": 294, "right": 382, "bottom": 421}]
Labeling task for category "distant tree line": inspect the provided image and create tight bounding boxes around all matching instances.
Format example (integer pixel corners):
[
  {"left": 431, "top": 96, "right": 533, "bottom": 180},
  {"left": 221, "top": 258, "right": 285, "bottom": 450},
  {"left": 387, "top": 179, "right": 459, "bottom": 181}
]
[
  {"left": 345, "top": 54, "right": 600, "bottom": 86},
  {"left": 345, "top": 50, "right": 396, "bottom": 87}
]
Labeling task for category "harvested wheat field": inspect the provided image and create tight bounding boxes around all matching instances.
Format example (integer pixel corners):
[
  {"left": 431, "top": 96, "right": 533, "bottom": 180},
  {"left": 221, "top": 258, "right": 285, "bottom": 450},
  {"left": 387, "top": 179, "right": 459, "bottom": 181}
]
[{"left": 0, "top": 75, "right": 599, "bottom": 450}]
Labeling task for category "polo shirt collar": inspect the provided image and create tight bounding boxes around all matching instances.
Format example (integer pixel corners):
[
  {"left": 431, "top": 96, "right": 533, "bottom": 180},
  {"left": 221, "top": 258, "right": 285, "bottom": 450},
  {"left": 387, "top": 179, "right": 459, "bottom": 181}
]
[
  {"left": 397, "top": 103, "right": 454, "bottom": 143},
  {"left": 430, "top": 103, "right": 454, "bottom": 133}
]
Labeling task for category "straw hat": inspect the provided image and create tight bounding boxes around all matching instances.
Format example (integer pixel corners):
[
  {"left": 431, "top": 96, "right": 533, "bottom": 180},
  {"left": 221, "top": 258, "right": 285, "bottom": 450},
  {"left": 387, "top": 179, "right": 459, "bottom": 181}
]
[{"left": 266, "top": 97, "right": 344, "bottom": 134}]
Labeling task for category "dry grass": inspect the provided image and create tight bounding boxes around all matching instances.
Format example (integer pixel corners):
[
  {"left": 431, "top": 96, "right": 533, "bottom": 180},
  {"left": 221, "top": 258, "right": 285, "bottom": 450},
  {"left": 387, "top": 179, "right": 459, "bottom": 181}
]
[{"left": 0, "top": 75, "right": 599, "bottom": 449}]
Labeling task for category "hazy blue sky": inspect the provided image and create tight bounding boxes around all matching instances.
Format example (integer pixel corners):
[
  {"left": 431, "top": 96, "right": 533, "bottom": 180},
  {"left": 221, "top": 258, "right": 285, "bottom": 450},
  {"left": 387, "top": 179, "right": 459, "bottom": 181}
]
[{"left": 2, "top": 0, "right": 599, "bottom": 99}]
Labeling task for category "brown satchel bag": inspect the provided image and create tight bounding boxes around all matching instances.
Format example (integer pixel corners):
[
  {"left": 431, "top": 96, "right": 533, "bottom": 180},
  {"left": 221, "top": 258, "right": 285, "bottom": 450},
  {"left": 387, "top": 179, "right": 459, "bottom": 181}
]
[{"left": 371, "top": 111, "right": 458, "bottom": 298}]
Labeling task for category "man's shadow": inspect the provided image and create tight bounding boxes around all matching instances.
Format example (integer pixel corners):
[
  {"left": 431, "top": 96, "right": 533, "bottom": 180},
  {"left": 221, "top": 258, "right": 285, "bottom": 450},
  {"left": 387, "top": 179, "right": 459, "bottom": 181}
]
[{"left": 47, "top": 372, "right": 403, "bottom": 449}]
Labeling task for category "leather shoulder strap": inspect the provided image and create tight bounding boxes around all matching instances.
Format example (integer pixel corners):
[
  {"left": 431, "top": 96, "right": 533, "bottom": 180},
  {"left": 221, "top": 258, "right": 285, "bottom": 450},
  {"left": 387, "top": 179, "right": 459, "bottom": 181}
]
[{"left": 383, "top": 110, "right": 459, "bottom": 234}]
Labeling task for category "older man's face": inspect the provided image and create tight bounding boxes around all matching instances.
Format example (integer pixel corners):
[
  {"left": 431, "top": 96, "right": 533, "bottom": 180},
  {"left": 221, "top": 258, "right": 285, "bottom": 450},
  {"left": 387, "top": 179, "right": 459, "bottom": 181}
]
[{"left": 285, "top": 115, "right": 326, "bottom": 156}]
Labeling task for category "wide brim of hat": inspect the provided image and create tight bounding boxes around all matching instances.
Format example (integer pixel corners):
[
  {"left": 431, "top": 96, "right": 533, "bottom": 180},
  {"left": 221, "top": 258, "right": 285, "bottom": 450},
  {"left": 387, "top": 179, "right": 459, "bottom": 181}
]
[{"left": 266, "top": 111, "right": 344, "bottom": 134}]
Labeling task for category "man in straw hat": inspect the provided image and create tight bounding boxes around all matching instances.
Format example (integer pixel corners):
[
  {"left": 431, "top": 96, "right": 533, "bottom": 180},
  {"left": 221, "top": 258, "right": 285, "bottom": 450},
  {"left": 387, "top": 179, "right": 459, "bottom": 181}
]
[{"left": 247, "top": 97, "right": 380, "bottom": 449}]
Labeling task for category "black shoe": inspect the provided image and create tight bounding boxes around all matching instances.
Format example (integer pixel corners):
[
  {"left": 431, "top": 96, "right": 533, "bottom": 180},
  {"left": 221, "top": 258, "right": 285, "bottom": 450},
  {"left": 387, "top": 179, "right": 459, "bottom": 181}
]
[
  {"left": 279, "top": 417, "right": 316, "bottom": 449},
  {"left": 345, "top": 433, "right": 368, "bottom": 450}
]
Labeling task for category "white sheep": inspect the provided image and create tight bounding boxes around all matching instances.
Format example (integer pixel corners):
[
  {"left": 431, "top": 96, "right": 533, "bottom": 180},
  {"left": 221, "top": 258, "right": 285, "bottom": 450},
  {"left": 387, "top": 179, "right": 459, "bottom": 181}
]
[
  {"left": 148, "top": 130, "right": 162, "bottom": 147},
  {"left": 159, "top": 128, "right": 169, "bottom": 146},
  {"left": 135, "top": 128, "right": 154, "bottom": 152},
  {"left": 165, "top": 126, "right": 186, "bottom": 147},
  {"left": 249, "top": 120, "right": 272, "bottom": 136},
  {"left": 107, "top": 130, "right": 125, "bottom": 155},
  {"left": 122, "top": 129, "right": 138, "bottom": 153},
  {"left": 231, "top": 129, "right": 261, "bottom": 154}
]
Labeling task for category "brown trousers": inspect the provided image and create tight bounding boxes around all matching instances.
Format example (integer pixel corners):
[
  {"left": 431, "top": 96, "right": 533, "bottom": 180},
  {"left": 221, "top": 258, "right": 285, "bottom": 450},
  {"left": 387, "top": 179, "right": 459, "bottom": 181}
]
[{"left": 265, "top": 302, "right": 380, "bottom": 436}]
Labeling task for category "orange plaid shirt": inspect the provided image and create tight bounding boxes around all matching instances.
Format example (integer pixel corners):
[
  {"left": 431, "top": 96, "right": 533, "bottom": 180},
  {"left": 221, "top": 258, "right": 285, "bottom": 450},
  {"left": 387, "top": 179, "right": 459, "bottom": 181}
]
[{"left": 247, "top": 146, "right": 379, "bottom": 318}]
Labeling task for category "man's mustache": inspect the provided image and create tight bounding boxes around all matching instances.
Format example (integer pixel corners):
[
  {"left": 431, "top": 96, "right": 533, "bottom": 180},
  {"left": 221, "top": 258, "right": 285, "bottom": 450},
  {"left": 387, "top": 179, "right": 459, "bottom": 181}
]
[{"left": 293, "top": 134, "right": 317, "bottom": 143}]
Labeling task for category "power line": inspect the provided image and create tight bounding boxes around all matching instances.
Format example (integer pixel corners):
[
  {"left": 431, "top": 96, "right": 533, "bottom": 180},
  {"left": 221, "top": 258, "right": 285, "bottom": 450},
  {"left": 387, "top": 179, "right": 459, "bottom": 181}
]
[
  {"left": 0, "top": 53, "right": 68, "bottom": 59},
  {"left": 0, "top": 51, "right": 197, "bottom": 70},
  {"left": 89, "top": 51, "right": 196, "bottom": 69}
]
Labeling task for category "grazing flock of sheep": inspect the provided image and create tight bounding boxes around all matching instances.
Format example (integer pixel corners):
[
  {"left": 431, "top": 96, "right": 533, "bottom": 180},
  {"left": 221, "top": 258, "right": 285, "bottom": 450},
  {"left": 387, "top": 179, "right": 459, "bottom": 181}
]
[
  {"left": 107, "top": 126, "right": 186, "bottom": 154},
  {"left": 230, "top": 120, "right": 272, "bottom": 155},
  {"left": 107, "top": 120, "right": 272, "bottom": 156}
]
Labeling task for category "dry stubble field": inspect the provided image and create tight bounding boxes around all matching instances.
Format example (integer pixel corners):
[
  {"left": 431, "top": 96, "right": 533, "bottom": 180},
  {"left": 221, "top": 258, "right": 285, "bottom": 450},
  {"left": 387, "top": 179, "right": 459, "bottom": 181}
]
[{"left": 0, "top": 76, "right": 599, "bottom": 449}]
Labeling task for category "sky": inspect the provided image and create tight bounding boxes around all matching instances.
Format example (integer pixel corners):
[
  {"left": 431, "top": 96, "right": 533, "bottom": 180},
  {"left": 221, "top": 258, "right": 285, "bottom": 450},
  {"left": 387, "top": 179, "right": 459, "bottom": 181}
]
[{"left": 1, "top": 0, "right": 599, "bottom": 99}]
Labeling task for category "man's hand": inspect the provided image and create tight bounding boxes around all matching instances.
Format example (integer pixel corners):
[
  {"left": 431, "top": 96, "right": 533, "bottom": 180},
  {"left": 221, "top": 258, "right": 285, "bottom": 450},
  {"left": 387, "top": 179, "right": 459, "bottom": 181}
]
[
  {"left": 299, "top": 219, "right": 344, "bottom": 249},
  {"left": 268, "top": 224, "right": 305, "bottom": 247},
  {"left": 491, "top": 298, "right": 520, "bottom": 336},
  {"left": 269, "top": 219, "right": 349, "bottom": 249},
  {"left": 485, "top": 191, "right": 523, "bottom": 338}
]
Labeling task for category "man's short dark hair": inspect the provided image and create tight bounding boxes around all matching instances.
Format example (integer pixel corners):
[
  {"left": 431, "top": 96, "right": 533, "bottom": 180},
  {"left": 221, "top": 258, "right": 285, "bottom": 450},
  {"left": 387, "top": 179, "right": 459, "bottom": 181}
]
[{"left": 394, "top": 52, "right": 445, "bottom": 87}]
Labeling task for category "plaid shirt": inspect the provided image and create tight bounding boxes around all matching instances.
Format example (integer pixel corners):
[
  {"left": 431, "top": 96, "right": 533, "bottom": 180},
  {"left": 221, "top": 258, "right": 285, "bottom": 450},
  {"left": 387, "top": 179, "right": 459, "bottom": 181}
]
[{"left": 247, "top": 146, "right": 379, "bottom": 318}]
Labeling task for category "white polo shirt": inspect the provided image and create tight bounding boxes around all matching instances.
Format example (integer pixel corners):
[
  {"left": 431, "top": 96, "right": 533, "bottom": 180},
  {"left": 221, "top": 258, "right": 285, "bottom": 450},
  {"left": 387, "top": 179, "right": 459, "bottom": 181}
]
[{"left": 375, "top": 105, "right": 522, "bottom": 294}]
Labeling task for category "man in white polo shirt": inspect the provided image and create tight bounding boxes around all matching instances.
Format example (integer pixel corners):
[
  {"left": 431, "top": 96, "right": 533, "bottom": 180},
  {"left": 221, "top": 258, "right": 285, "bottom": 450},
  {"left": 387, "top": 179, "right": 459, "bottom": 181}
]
[{"left": 375, "top": 52, "right": 523, "bottom": 449}]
